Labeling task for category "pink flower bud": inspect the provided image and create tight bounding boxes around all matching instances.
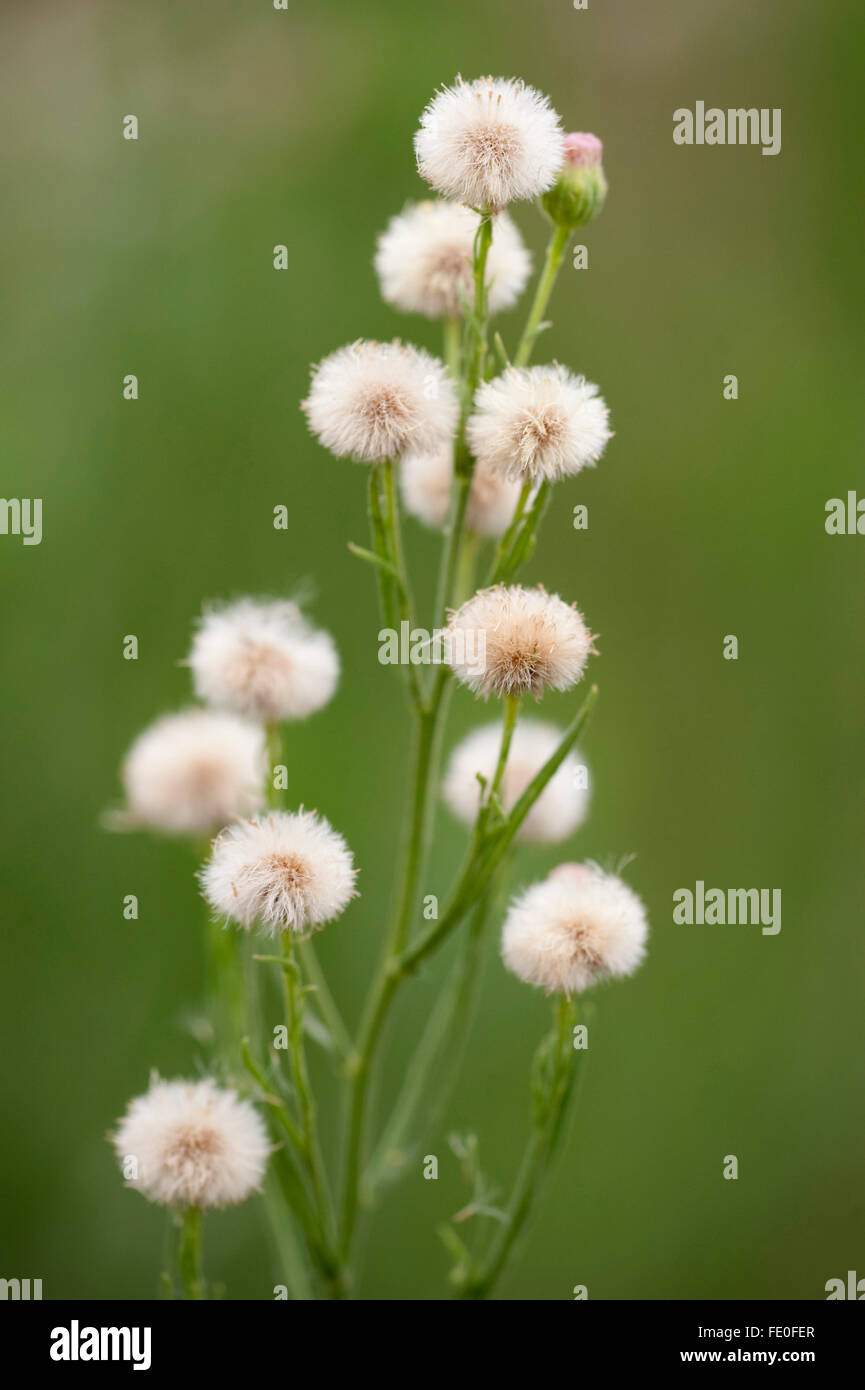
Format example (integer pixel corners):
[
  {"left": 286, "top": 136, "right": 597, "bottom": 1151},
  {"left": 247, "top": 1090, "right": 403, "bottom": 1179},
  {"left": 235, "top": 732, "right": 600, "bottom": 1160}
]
[
  {"left": 549, "top": 862, "right": 596, "bottom": 886},
  {"left": 542, "top": 134, "right": 607, "bottom": 229},
  {"left": 562, "top": 132, "right": 603, "bottom": 168}
]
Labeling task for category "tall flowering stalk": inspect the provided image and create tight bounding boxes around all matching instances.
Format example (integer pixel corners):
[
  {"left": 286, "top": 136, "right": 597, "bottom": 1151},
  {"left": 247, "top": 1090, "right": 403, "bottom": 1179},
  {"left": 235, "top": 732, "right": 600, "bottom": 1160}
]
[{"left": 108, "top": 75, "right": 648, "bottom": 1301}]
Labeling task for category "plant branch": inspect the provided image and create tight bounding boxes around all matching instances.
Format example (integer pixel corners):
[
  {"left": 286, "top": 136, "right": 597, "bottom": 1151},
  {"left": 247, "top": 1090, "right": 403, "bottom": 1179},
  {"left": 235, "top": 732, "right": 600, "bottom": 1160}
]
[{"left": 400, "top": 684, "right": 598, "bottom": 976}]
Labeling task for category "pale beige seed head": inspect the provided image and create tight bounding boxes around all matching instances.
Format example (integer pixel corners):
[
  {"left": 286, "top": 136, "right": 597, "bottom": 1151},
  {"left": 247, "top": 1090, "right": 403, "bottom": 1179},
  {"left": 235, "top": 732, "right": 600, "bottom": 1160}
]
[
  {"left": 301, "top": 339, "right": 458, "bottom": 462},
  {"left": 200, "top": 809, "right": 358, "bottom": 935},
  {"left": 446, "top": 584, "right": 595, "bottom": 698},
  {"left": 501, "top": 864, "right": 649, "bottom": 994},
  {"left": 375, "top": 201, "right": 531, "bottom": 318},
  {"left": 187, "top": 599, "right": 339, "bottom": 724},
  {"left": 443, "top": 720, "right": 590, "bottom": 842},
  {"left": 399, "top": 444, "right": 522, "bottom": 537},
  {"left": 112, "top": 1076, "right": 270, "bottom": 1209},
  {"left": 467, "top": 365, "right": 612, "bottom": 484},
  {"left": 119, "top": 708, "right": 265, "bottom": 837},
  {"left": 414, "top": 76, "right": 565, "bottom": 212}
]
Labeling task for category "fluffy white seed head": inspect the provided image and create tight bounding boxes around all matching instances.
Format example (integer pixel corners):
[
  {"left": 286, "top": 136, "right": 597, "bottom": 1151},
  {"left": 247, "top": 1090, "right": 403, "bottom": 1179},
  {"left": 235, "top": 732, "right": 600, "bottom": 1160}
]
[
  {"left": 414, "top": 76, "right": 564, "bottom": 212},
  {"left": 112, "top": 1076, "right": 269, "bottom": 1209},
  {"left": 467, "top": 365, "right": 612, "bottom": 484},
  {"left": 187, "top": 599, "right": 339, "bottom": 724},
  {"left": 375, "top": 202, "right": 531, "bottom": 319},
  {"left": 120, "top": 709, "right": 265, "bottom": 837},
  {"left": 444, "top": 720, "right": 589, "bottom": 842},
  {"left": 447, "top": 584, "right": 595, "bottom": 698},
  {"left": 200, "top": 810, "right": 357, "bottom": 935},
  {"left": 400, "top": 444, "right": 522, "bottom": 537},
  {"left": 301, "top": 339, "right": 457, "bottom": 462},
  {"left": 501, "top": 863, "right": 648, "bottom": 994}
]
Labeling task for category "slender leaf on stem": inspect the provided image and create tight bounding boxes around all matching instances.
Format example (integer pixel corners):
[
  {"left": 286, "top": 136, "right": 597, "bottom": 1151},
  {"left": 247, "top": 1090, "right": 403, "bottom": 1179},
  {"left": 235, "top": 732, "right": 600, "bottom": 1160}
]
[
  {"left": 400, "top": 685, "right": 599, "bottom": 976},
  {"left": 347, "top": 542, "right": 401, "bottom": 585},
  {"left": 298, "top": 937, "right": 353, "bottom": 1065}
]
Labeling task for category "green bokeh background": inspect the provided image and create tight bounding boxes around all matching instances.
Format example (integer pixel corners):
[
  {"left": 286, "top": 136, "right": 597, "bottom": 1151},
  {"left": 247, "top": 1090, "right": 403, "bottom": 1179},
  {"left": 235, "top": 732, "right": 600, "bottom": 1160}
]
[{"left": 2, "top": 0, "right": 863, "bottom": 1300}]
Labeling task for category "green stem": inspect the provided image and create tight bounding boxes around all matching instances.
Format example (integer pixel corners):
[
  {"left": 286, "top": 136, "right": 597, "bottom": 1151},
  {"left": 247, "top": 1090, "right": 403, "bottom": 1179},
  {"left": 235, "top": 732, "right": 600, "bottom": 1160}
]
[
  {"left": 482, "top": 693, "right": 519, "bottom": 828},
  {"left": 339, "top": 702, "right": 439, "bottom": 1255},
  {"left": 242, "top": 990, "right": 345, "bottom": 1293},
  {"left": 454, "top": 527, "right": 479, "bottom": 607},
  {"left": 206, "top": 912, "right": 244, "bottom": 1072},
  {"left": 280, "top": 936, "right": 337, "bottom": 1261},
  {"left": 381, "top": 458, "right": 424, "bottom": 710},
  {"left": 400, "top": 685, "right": 598, "bottom": 976},
  {"left": 496, "top": 481, "right": 552, "bottom": 583},
  {"left": 382, "top": 458, "right": 413, "bottom": 619},
  {"left": 514, "top": 222, "right": 571, "bottom": 368},
  {"left": 367, "top": 857, "right": 509, "bottom": 1192},
  {"left": 368, "top": 463, "right": 398, "bottom": 637},
  {"left": 479, "top": 224, "right": 570, "bottom": 593},
  {"left": 489, "top": 480, "right": 532, "bottom": 584},
  {"left": 444, "top": 316, "right": 461, "bottom": 380},
  {"left": 458, "top": 211, "right": 493, "bottom": 461},
  {"left": 177, "top": 1205, "right": 205, "bottom": 1301},
  {"left": 263, "top": 725, "right": 351, "bottom": 1065},
  {"left": 433, "top": 211, "right": 494, "bottom": 629},
  {"left": 268, "top": 1140, "right": 343, "bottom": 1296},
  {"left": 433, "top": 478, "right": 472, "bottom": 630},
  {"left": 459, "top": 995, "right": 579, "bottom": 1299},
  {"left": 338, "top": 210, "right": 495, "bottom": 1276}
]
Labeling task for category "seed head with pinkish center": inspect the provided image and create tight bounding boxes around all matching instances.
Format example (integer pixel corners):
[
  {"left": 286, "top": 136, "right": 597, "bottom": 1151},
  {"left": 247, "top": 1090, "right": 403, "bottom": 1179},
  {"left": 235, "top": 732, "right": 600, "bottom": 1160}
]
[
  {"left": 200, "top": 809, "right": 358, "bottom": 935},
  {"left": 446, "top": 584, "right": 595, "bottom": 699},
  {"left": 302, "top": 339, "right": 458, "bottom": 463},
  {"left": 112, "top": 1077, "right": 270, "bottom": 1209},
  {"left": 501, "top": 863, "right": 649, "bottom": 995},
  {"left": 414, "top": 76, "right": 565, "bottom": 212}
]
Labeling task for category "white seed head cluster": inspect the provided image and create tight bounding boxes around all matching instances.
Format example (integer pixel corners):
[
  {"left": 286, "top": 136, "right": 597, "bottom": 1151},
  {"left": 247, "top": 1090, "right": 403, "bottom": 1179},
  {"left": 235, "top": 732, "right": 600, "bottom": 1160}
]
[
  {"left": 400, "top": 444, "right": 522, "bottom": 537},
  {"left": 188, "top": 599, "right": 339, "bottom": 724},
  {"left": 121, "top": 709, "right": 265, "bottom": 837},
  {"left": 443, "top": 720, "right": 589, "bottom": 843},
  {"left": 301, "top": 339, "right": 457, "bottom": 463},
  {"left": 501, "top": 863, "right": 648, "bottom": 994},
  {"left": 112, "top": 1076, "right": 269, "bottom": 1209},
  {"left": 447, "top": 584, "right": 595, "bottom": 698},
  {"left": 414, "top": 76, "right": 564, "bottom": 212},
  {"left": 375, "top": 202, "right": 531, "bottom": 319},
  {"left": 467, "top": 365, "right": 612, "bottom": 484},
  {"left": 200, "top": 810, "right": 357, "bottom": 934}
]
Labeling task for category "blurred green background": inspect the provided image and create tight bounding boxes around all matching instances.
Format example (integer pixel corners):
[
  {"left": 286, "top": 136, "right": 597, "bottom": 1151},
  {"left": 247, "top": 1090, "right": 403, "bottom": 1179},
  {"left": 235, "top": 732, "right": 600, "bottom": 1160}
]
[{"left": 2, "top": 0, "right": 863, "bottom": 1300}]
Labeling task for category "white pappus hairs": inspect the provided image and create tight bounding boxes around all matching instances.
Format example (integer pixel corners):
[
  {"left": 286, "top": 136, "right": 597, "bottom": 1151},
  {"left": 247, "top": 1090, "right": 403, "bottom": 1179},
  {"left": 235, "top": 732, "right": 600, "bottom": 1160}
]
[
  {"left": 443, "top": 719, "right": 590, "bottom": 843},
  {"left": 120, "top": 708, "right": 266, "bottom": 837},
  {"left": 112, "top": 1076, "right": 270, "bottom": 1209},
  {"left": 447, "top": 583, "right": 595, "bottom": 698},
  {"left": 467, "top": 364, "right": 612, "bottom": 484},
  {"left": 187, "top": 598, "right": 339, "bottom": 724},
  {"left": 414, "top": 75, "right": 565, "bottom": 212},
  {"left": 399, "top": 443, "right": 522, "bottom": 537},
  {"left": 375, "top": 201, "right": 531, "bottom": 319},
  {"left": 501, "top": 862, "right": 649, "bottom": 995},
  {"left": 200, "top": 809, "right": 358, "bottom": 934},
  {"left": 301, "top": 339, "right": 458, "bottom": 463}
]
